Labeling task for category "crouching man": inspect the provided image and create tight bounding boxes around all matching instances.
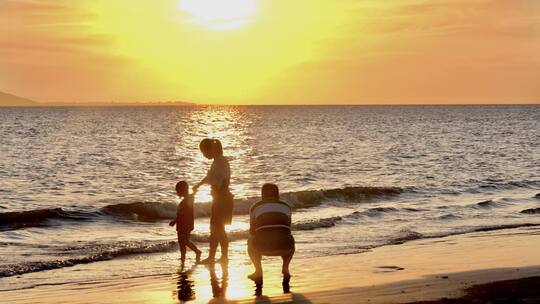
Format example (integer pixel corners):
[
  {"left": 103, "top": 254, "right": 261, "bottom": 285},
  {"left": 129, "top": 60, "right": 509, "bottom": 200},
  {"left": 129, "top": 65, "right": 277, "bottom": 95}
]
[{"left": 248, "top": 183, "right": 295, "bottom": 283}]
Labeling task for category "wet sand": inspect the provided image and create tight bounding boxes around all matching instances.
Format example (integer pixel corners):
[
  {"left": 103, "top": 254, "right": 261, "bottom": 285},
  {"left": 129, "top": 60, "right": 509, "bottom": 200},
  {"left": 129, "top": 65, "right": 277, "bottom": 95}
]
[
  {"left": 409, "top": 276, "right": 540, "bottom": 304},
  {"left": 2, "top": 226, "right": 540, "bottom": 303}
]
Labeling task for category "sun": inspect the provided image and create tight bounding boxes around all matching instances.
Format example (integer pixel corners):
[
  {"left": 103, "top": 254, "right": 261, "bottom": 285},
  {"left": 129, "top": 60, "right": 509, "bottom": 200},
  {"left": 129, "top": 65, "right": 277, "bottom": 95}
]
[{"left": 178, "top": 0, "right": 256, "bottom": 30}]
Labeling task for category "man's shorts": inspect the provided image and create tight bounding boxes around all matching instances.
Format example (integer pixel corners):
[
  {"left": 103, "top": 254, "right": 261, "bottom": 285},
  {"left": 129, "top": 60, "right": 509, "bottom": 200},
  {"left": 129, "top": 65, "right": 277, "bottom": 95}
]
[{"left": 249, "top": 230, "right": 295, "bottom": 256}]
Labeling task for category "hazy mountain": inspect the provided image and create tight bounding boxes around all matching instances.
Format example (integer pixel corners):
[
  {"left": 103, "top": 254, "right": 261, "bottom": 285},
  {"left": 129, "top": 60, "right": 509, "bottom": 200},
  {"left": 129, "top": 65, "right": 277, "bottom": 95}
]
[
  {"left": 0, "top": 91, "right": 36, "bottom": 106},
  {"left": 0, "top": 92, "right": 196, "bottom": 107}
]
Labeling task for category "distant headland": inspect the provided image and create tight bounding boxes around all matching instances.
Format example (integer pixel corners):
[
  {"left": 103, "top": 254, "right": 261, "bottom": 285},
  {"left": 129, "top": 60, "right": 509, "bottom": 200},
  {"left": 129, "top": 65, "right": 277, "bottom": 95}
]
[
  {"left": 0, "top": 91, "right": 195, "bottom": 107},
  {"left": 0, "top": 91, "right": 37, "bottom": 106}
]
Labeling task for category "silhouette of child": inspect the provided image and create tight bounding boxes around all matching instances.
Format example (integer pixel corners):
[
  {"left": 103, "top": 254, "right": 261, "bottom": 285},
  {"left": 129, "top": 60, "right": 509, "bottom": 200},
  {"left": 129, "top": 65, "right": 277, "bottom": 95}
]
[{"left": 170, "top": 181, "right": 202, "bottom": 263}]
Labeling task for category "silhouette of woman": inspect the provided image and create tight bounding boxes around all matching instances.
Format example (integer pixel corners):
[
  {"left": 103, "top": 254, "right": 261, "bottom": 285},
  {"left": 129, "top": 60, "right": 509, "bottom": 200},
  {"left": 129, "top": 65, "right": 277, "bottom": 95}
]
[{"left": 193, "top": 138, "right": 234, "bottom": 264}]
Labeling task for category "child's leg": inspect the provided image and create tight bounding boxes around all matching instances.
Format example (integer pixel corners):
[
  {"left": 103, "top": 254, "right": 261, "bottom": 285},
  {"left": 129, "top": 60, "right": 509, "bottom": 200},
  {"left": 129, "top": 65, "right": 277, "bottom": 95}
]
[
  {"left": 178, "top": 232, "right": 187, "bottom": 261},
  {"left": 179, "top": 243, "right": 187, "bottom": 260},
  {"left": 186, "top": 238, "right": 201, "bottom": 261},
  {"left": 185, "top": 239, "right": 199, "bottom": 253},
  {"left": 184, "top": 232, "right": 201, "bottom": 261}
]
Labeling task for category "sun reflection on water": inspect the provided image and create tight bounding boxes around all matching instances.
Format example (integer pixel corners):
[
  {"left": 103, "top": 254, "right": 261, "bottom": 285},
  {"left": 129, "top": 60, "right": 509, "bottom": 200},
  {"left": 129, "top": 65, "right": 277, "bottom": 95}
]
[
  {"left": 176, "top": 106, "right": 252, "bottom": 204},
  {"left": 168, "top": 107, "right": 276, "bottom": 301}
]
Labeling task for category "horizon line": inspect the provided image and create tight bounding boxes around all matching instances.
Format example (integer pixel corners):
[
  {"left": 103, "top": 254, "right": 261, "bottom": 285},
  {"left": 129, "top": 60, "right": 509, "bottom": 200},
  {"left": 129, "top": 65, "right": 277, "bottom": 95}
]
[{"left": 2, "top": 102, "right": 539, "bottom": 107}]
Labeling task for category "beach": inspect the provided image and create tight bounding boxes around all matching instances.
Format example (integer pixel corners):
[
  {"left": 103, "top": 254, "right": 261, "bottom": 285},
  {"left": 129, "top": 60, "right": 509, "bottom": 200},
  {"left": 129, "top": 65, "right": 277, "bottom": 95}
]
[
  {"left": 2, "top": 225, "right": 539, "bottom": 303},
  {"left": 1, "top": 106, "right": 539, "bottom": 303}
]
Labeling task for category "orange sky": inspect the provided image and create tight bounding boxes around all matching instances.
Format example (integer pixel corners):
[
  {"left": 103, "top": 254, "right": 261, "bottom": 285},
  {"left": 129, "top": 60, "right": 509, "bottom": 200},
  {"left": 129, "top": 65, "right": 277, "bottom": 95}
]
[{"left": 1, "top": 0, "right": 539, "bottom": 104}]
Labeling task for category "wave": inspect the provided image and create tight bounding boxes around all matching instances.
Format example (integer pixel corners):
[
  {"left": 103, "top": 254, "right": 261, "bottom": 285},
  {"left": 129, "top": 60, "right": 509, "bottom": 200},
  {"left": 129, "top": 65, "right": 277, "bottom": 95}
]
[
  {"left": 0, "top": 218, "right": 343, "bottom": 278},
  {"left": 292, "top": 216, "right": 344, "bottom": 230},
  {"left": 402, "top": 207, "right": 425, "bottom": 212},
  {"left": 190, "top": 230, "right": 249, "bottom": 243},
  {"left": 437, "top": 214, "right": 462, "bottom": 220},
  {"left": 349, "top": 207, "right": 401, "bottom": 218},
  {"left": 425, "top": 223, "right": 540, "bottom": 240},
  {"left": 0, "top": 208, "right": 93, "bottom": 231},
  {"left": 0, "top": 213, "right": 354, "bottom": 277},
  {"left": 101, "top": 202, "right": 177, "bottom": 220},
  {"left": 0, "top": 240, "right": 179, "bottom": 278},
  {"left": 465, "top": 223, "right": 540, "bottom": 233},
  {"left": 1, "top": 186, "right": 404, "bottom": 230},
  {"left": 0, "top": 229, "right": 255, "bottom": 278},
  {"left": 258, "top": 206, "right": 427, "bottom": 231},
  {"left": 470, "top": 179, "right": 540, "bottom": 192},
  {"left": 108, "top": 185, "right": 403, "bottom": 221},
  {"left": 382, "top": 223, "right": 540, "bottom": 247},
  {"left": 387, "top": 223, "right": 540, "bottom": 246},
  {"left": 99, "top": 186, "right": 404, "bottom": 221},
  {"left": 521, "top": 208, "right": 540, "bottom": 215},
  {"left": 390, "top": 229, "right": 424, "bottom": 244},
  {"left": 471, "top": 199, "right": 507, "bottom": 209}
]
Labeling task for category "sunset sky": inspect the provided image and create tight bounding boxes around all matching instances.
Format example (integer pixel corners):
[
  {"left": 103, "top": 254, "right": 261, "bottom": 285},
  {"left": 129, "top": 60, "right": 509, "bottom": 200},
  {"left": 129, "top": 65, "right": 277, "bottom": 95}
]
[{"left": 1, "top": 0, "right": 539, "bottom": 104}]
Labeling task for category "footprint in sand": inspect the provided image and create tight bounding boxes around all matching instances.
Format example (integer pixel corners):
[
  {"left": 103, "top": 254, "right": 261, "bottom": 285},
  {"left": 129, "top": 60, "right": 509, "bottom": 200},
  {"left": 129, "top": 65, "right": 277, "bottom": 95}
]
[{"left": 374, "top": 266, "right": 405, "bottom": 273}]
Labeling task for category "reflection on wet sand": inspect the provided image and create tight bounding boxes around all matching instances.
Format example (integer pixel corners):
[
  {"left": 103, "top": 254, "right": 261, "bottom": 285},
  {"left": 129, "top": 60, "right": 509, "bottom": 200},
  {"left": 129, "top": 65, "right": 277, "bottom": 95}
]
[
  {"left": 254, "top": 294, "right": 313, "bottom": 304},
  {"left": 171, "top": 259, "right": 301, "bottom": 303},
  {"left": 209, "top": 263, "right": 228, "bottom": 302},
  {"left": 254, "top": 286, "right": 312, "bottom": 304},
  {"left": 174, "top": 263, "right": 196, "bottom": 302},
  {"left": 254, "top": 276, "right": 291, "bottom": 297}
]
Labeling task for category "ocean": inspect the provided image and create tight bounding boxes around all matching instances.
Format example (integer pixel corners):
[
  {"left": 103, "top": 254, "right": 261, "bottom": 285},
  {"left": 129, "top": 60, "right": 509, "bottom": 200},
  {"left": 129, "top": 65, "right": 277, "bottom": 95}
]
[{"left": 1, "top": 105, "right": 539, "bottom": 291}]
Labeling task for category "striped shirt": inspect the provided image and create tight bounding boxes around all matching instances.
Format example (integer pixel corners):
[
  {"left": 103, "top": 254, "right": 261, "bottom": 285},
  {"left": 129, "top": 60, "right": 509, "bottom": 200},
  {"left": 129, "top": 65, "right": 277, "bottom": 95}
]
[{"left": 249, "top": 198, "right": 292, "bottom": 234}]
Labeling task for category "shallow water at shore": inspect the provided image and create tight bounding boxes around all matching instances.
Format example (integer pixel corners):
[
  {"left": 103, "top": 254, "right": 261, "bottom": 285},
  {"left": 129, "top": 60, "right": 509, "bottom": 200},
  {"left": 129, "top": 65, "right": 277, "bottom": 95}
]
[{"left": 2, "top": 226, "right": 539, "bottom": 303}]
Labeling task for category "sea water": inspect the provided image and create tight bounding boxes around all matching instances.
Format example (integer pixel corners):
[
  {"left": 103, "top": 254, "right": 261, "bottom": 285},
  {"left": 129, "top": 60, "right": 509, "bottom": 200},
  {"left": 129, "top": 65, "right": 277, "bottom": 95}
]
[{"left": 0, "top": 105, "right": 539, "bottom": 290}]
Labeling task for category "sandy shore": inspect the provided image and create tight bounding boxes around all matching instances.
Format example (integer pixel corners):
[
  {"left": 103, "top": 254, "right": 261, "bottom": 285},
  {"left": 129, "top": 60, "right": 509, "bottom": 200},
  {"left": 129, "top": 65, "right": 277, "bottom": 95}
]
[{"left": 2, "top": 226, "right": 540, "bottom": 303}]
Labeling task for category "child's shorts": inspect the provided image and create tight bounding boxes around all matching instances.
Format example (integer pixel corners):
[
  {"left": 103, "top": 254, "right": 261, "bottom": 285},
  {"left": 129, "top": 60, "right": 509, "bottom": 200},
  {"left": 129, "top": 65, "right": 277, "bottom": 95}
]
[{"left": 177, "top": 230, "right": 192, "bottom": 243}]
